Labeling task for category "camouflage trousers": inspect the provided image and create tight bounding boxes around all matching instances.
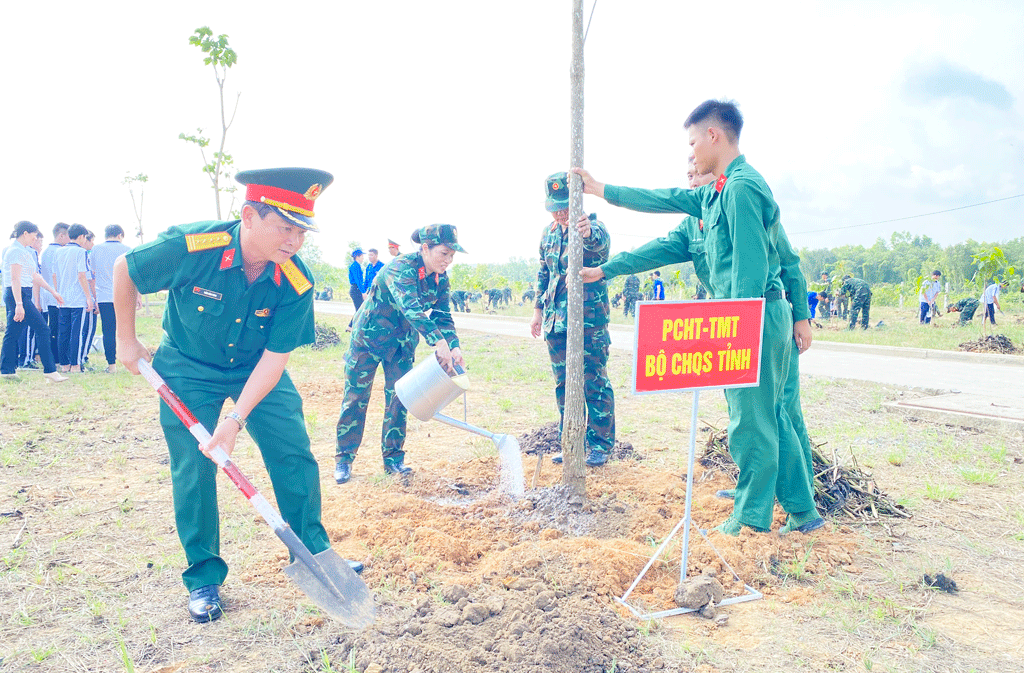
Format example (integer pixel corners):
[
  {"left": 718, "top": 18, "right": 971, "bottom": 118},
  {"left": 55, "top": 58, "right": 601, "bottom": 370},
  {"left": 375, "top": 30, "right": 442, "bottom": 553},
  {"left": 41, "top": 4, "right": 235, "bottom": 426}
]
[
  {"left": 622, "top": 295, "right": 637, "bottom": 318},
  {"left": 335, "top": 337, "right": 417, "bottom": 466},
  {"left": 545, "top": 326, "right": 615, "bottom": 454},
  {"left": 848, "top": 291, "right": 871, "bottom": 330}
]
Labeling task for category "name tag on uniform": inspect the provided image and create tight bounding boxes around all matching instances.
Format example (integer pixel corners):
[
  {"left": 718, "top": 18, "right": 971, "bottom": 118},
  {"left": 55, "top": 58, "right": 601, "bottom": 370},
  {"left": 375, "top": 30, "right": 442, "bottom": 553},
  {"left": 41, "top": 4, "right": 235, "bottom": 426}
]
[
  {"left": 193, "top": 286, "right": 223, "bottom": 301},
  {"left": 255, "top": 308, "right": 270, "bottom": 317}
]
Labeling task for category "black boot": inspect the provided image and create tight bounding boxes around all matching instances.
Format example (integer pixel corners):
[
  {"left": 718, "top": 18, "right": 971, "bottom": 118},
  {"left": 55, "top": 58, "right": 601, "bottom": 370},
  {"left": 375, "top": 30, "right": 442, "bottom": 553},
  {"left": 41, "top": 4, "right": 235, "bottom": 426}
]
[
  {"left": 188, "top": 585, "right": 223, "bottom": 623},
  {"left": 383, "top": 457, "right": 413, "bottom": 477},
  {"left": 585, "top": 451, "right": 610, "bottom": 467},
  {"left": 334, "top": 460, "right": 352, "bottom": 484}
]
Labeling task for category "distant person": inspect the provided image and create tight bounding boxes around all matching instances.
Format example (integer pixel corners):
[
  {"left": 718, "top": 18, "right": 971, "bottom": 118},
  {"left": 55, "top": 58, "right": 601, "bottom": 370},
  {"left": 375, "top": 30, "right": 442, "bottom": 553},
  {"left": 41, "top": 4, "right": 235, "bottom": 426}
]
[
  {"left": 40, "top": 223, "right": 69, "bottom": 363},
  {"left": 78, "top": 230, "right": 98, "bottom": 371},
  {"left": 839, "top": 275, "right": 872, "bottom": 330},
  {"left": 346, "top": 248, "right": 365, "bottom": 331},
  {"left": 2, "top": 221, "right": 67, "bottom": 382},
  {"left": 16, "top": 229, "right": 45, "bottom": 369},
  {"left": 622, "top": 274, "right": 640, "bottom": 317},
  {"left": 919, "top": 270, "right": 941, "bottom": 324},
  {"left": 817, "top": 291, "right": 829, "bottom": 323},
  {"left": 531, "top": 172, "right": 614, "bottom": 467},
  {"left": 807, "top": 290, "right": 819, "bottom": 320},
  {"left": 652, "top": 270, "right": 665, "bottom": 300},
  {"left": 819, "top": 272, "right": 832, "bottom": 295},
  {"left": 981, "top": 280, "right": 1008, "bottom": 334},
  {"left": 90, "top": 225, "right": 131, "bottom": 373},
  {"left": 835, "top": 279, "right": 849, "bottom": 319},
  {"left": 362, "top": 248, "right": 384, "bottom": 297},
  {"left": 52, "top": 224, "right": 94, "bottom": 373},
  {"left": 693, "top": 282, "right": 707, "bottom": 300},
  {"left": 947, "top": 297, "right": 979, "bottom": 324},
  {"left": 386, "top": 238, "right": 400, "bottom": 260}
]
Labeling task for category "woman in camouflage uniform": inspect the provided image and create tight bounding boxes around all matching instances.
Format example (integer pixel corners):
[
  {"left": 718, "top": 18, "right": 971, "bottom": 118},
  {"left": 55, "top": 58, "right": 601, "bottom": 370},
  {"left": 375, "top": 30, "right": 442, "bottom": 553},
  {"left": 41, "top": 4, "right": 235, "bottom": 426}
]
[{"left": 334, "top": 225, "right": 467, "bottom": 484}]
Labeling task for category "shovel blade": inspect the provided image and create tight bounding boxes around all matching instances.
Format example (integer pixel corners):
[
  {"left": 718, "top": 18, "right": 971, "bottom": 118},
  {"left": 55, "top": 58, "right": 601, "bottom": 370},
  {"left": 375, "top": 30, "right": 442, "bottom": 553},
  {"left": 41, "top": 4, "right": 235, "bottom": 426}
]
[{"left": 283, "top": 548, "right": 375, "bottom": 628}]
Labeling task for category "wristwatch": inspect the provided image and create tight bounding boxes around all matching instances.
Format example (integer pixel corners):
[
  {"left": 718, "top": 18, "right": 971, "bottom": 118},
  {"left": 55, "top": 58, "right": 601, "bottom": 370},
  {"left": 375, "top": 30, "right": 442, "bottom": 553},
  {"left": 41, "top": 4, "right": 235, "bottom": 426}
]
[{"left": 225, "top": 411, "right": 247, "bottom": 432}]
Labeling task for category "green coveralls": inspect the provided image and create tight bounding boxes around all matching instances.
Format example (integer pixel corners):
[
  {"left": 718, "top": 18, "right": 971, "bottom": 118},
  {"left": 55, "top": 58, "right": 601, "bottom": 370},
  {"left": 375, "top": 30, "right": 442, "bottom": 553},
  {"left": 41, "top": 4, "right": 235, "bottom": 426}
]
[
  {"left": 604, "top": 155, "right": 815, "bottom": 530},
  {"left": 335, "top": 251, "right": 459, "bottom": 467},
  {"left": 125, "top": 221, "right": 329, "bottom": 592},
  {"left": 535, "top": 217, "right": 615, "bottom": 455}
]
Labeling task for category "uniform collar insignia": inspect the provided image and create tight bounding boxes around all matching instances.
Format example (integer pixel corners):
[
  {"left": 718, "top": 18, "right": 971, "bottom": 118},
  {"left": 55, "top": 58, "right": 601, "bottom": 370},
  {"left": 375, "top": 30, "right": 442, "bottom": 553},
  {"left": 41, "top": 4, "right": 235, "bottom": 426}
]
[
  {"left": 418, "top": 267, "right": 426, "bottom": 280},
  {"left": 220, "top": 248, "right": 235, "bottom": 270},
  {"left": 715, "top": 174, "right": 727, "bottom": 193},
  {"left": 274, "top": 264, "right": 282, "bottom": 286},
  {"left": 699, "top": 219, "right": 704, "bottom": 231}
]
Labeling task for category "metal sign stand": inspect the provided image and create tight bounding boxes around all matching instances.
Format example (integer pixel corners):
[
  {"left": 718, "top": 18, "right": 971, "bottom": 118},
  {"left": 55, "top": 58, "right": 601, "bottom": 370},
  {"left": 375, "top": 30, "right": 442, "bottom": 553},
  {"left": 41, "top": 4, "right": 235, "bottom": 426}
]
[{"left": 616, "top": 390, "right": 762, "bottom": 620}]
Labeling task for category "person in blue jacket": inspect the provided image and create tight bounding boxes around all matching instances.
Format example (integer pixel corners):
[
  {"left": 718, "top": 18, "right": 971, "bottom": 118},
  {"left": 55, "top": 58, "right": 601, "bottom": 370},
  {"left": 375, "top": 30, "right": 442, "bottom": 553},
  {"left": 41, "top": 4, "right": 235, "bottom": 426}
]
[{"left": 347, "top": 249, "right": 365, "bottom": 330}]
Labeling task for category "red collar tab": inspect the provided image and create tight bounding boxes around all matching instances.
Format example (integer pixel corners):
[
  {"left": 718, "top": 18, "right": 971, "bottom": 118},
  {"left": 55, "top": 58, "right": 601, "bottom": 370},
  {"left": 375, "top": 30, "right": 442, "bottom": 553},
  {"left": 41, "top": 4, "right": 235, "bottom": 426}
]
[
  {"left": 418, "top": 267, "right": 426, "bottom": 280},
  {"left": 274, "top": 264, "right": 282, "bottom": 286},
  {"left": 699, "top": 219, "right": 704, "bottom": 232},
  {"left": 219, "top": 248, "right": 235, "bottom": 270},
  {"left": 245, "top": 184, "right": 317, "bottom": 218},
  {"left": 715, "top": 174, "right": 727, "bottom": 193}
]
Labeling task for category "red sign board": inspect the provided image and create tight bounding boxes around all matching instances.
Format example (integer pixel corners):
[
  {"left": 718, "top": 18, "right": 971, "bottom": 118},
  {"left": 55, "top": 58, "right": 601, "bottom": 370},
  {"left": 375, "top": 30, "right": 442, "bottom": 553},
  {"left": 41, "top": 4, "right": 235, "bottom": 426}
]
[{"left": 632, "top": 299, "right": 765, "bottom": 394}]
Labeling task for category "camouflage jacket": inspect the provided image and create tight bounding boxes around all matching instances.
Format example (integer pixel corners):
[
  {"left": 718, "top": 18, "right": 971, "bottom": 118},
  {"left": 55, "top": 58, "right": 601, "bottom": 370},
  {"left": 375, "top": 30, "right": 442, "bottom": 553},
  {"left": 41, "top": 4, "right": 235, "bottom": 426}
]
[
  {"left": 350, "top": 251, "right": 459, "bottom": 351},
  {"left": 623, "top": 275, "right": 640, "bottom": 298},
  {"left": 534, "top": 215, "right": 610, "bottom": 335},
  {"left": 839, "top": 277, "right": 871, "bottom": 299}
]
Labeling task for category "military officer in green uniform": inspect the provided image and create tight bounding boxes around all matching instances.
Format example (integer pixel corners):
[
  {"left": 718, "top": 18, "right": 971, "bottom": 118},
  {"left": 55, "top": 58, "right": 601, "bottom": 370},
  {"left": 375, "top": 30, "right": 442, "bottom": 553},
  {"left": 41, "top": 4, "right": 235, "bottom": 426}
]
[
  {"left": 839, "top": 275, "right": 872, "bottom": 329},
  {"left": 531, "top": 172, "right": 615, "bottom": 467},
  {"left": 113, "top": 168, "right": 356, "bottom": 623},
  {"left": 947, "top": 297, "right": 980, "bottom": 324},
  {"left": 334, "top": 224, "right": 466, "bottom": 484},
  {"left": 574, "top": 99, "right": 821, "bottom": 535},
  {"left": 582, "top": 157, "right": 820, "bottom": 526}
]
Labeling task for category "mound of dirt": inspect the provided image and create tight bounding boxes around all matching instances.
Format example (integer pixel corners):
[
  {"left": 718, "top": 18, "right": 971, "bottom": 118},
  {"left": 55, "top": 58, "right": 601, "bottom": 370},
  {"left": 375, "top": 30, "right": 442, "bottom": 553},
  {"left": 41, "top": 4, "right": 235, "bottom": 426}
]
[
  {"left": 958, "top": 334, "right": 1019, "bottom": 354},
  {"left": 324, "top": 582, "right": 678, "bottom": 673},
  {"left": 518, "top": 422, "right": 638, "bottom": 461}
]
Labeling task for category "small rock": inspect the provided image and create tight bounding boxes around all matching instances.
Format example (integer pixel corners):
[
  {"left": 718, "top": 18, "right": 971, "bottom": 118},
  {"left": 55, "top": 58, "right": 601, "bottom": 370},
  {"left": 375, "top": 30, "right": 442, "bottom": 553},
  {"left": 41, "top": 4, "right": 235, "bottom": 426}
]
[
  {"left": 567, "top": 494, "right": 584, "bottom": 507},
  {"left": 364, "top": 664, "right": 383, "bottom": 673},
  {"left": 714, "top": 613, "right": 730, "bottom": 626},
  {"left": 534, "top": 591, "right": 557, "bottom": 611},
  {"left": 517, "top": 499, "right": 535, "bottom": 511},
  {"left": 484, "top": 595, "right": 505, "bottom": 615},
  {"left": 508, "top": 620, "right": 529, "bottom": 636},
  {"left": 440, "top": 584, "right": 469, "bottom": 603},
  {"left": 463, "top": 603, "right": 490, "bottom": 625},
  {"left": 407, "top": 571, "right": 417, "bottom": 585},
  {"left": 436, "top": 608, "right": 460, "bottom": 627},
  {"left": 511, "top": 578, "right": 538, "bottom": 591},
  {"left": 697, "top": 601, "right": 717, "bottom": 619},
  {"left": 674, "top": 575, "right": 724, "bottom": 609},
  {"left": 403, "top": 622, "right": 422, "bottom": 636}
]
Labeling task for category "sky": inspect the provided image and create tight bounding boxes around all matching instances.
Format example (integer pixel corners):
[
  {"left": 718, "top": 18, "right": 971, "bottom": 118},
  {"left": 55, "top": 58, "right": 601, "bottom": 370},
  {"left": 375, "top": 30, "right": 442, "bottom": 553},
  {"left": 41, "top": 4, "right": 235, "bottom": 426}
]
[{"left": 4, "top": 0, "right": 1022, "bottom": 268}]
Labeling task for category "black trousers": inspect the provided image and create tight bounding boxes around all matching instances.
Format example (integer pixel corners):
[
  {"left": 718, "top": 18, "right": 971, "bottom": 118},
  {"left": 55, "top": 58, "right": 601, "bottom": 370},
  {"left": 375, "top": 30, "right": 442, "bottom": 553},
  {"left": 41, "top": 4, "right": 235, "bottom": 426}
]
[
  {"left": 98, "top": 302, "right": 117, "bottom": 365},
  {"left": 2, "top": 287, "right": 56, "bottom": 374},
  {"left": 58, "top": 306, "right": 85, "bottom": 367}
]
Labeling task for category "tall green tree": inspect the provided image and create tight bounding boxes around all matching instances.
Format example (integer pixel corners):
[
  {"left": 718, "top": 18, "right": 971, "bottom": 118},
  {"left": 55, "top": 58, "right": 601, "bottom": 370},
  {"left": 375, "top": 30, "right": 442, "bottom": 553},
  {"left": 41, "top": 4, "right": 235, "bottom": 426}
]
[{"left": 179, "top": 26, "right": 240, "bottom": 220}]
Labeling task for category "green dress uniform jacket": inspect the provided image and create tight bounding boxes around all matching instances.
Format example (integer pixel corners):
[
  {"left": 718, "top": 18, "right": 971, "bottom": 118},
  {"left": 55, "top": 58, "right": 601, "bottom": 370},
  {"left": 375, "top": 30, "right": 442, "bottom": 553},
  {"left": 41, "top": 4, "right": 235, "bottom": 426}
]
[
  {"left": 603, "top": 155, "right": 815, "bottom": 529},
  {"left": 126, "top": 220, "right": 329, "bottom": 591},
  {"left": 336, "top": 251, "right": 459, "bottom": 466},
  {"left": 535, "top": 218, "right": 615, "bottom": 455}
]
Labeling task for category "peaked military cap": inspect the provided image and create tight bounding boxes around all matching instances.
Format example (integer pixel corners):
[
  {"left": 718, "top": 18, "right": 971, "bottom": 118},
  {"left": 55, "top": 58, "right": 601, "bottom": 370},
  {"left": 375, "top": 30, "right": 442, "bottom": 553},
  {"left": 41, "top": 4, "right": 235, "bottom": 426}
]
[
  {"left": 235, "top": 167, "right": 333, "bottom": 232},
  {"left": 544, "top": 171, "right": 569, "bottom": 213},
  {"left": 413, "top": 224, "right": 466, "bottom": 254}
]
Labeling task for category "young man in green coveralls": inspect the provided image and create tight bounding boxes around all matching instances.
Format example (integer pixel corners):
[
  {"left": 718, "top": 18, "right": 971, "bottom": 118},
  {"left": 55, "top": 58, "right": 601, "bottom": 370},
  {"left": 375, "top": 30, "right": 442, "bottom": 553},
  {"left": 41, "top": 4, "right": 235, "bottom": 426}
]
[
  {"left": 582, "top": 157, "right": 820, "bottom": 528},
  {"left": 574, "top": 99, "right": 822, "bottom": 536},
  {"left": 113, "top": 168, "right": 360, "bottom": 624}
]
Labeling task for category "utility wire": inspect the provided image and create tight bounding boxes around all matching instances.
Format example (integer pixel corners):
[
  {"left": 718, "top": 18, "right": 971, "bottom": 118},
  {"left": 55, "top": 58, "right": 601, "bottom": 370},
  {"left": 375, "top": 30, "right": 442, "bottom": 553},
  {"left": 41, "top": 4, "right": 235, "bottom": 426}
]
[
  {"left": 789, "top": 193, "right": 1024, "bottom": 235},
  {"left": 583, "top": 0, "right": 597, "bottom": 44}
]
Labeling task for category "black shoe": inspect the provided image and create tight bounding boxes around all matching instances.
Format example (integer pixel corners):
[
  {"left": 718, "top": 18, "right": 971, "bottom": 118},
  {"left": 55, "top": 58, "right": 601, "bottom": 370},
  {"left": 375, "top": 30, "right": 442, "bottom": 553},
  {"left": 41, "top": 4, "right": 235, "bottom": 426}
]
[
  {"left": 383, "top": 459, "right": 413, "bottom": 476},
  {"left": 550, "top": 453, "right": 563, "bottom": 464},
  {"left": 347, "top": 559, "right": 364, "bottom": 574},
  {"left": 334, "top": 461, "right": 352, "bottom": 484},
  {"left": 17, "top": 362, "right": 39, "bottom": 370},
  {"left": 188, "top": 585, "right": 223, "bottom": 623},
  {"left": 585, "top": 451, "right": 610, "bottom": 467}
]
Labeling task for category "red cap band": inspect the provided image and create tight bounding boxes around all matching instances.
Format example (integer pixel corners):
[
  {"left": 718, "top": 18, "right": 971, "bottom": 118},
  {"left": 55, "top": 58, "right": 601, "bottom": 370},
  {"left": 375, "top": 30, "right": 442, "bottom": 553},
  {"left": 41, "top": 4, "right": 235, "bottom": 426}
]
[{"left": 245, "top": 184, "right": 315, "bottom": 216}]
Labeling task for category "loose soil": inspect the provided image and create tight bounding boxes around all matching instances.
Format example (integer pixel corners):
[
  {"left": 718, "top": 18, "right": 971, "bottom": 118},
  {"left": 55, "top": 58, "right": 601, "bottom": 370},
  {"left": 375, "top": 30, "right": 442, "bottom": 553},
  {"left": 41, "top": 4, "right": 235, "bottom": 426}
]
[{"left": 958, "top": 334, "right": 1019, "bottom": 354}]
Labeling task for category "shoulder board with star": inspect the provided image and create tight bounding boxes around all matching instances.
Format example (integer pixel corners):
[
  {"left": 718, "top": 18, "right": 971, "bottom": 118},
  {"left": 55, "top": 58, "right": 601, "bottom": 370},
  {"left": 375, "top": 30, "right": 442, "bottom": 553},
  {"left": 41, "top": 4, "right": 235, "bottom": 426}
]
[
  {"left": 185, "top": 231, "right": 233, "bottom": 253},
  {"left": 278, "top": 260, "right": 313, "bottom": 295}
]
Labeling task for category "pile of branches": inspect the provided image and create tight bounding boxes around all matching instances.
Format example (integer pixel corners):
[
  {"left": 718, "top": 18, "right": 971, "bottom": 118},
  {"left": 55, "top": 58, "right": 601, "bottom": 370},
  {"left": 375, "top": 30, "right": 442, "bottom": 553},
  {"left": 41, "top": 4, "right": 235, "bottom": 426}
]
[
  {"left": 958, "top": 334, "right": 1019, "bottom": 354},
  {"left": 312, "top": 321, "right": 341, "bottom": 350},
  {"left": 699, "top": 428, "right": 910, "bottom": 521}
]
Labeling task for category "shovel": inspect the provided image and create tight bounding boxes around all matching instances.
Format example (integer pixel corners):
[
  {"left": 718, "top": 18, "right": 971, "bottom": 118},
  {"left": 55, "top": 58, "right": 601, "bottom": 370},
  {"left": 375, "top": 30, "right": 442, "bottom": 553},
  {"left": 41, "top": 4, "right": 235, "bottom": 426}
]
[
  {"left": 433, "top": 413, "right": 525, "bottom": 499},
  {"left": 137, "top": 360, "right": 375, "bottom": 628}
]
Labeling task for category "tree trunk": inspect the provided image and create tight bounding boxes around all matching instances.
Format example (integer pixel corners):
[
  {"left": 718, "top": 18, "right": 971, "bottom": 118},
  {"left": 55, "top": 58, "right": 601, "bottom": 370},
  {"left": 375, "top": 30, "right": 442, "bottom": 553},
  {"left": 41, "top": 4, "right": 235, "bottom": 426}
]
[{"left": 562, "top": 0, "right": 587, "bottom": 496}]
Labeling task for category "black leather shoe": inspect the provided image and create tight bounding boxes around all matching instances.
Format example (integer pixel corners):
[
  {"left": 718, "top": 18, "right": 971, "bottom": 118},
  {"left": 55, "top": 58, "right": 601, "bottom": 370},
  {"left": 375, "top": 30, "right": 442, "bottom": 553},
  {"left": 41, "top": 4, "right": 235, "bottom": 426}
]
[
  {"left": 585, "top": 451, "right": 610, "bottom": 467},
  {"left": 346, "top": 559, "right": 364, "bottom": 574},
  {"left": 188, "top": 585, "right": 223, "bottom": 623},
  {"left": 383, "top": 460, "right": 413, "bottom": 476},
  {"left": 550, "top": 453, "right": 563, "bottom": 464},
  {"left": 334, "top": 461, "right": 352, "bottom": 484}
]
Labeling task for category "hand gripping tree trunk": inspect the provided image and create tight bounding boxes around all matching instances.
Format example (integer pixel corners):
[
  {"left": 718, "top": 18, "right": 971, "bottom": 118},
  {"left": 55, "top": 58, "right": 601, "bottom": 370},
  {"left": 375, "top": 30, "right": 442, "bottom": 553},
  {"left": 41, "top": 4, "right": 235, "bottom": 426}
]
[{"left": 562, "top": 0, "right": 587, "bottom": 496}]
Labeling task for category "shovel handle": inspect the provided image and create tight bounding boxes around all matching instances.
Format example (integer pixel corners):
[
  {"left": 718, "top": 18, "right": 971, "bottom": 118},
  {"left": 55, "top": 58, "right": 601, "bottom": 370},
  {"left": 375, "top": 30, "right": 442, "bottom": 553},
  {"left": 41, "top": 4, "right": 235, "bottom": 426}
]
[{"left": 136, "top": 360, "right": 286, "bottom": 532}]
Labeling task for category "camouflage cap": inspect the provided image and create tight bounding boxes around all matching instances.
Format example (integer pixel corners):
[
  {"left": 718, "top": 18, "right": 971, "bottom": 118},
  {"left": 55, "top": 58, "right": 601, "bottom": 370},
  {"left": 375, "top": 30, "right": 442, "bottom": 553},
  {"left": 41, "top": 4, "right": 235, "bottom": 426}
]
[
  {"left": 544, "top": 172, "right": 569, "bottom": 213},
  {"left": 413, "top": 224, "right": 466, "bottom": 254}
]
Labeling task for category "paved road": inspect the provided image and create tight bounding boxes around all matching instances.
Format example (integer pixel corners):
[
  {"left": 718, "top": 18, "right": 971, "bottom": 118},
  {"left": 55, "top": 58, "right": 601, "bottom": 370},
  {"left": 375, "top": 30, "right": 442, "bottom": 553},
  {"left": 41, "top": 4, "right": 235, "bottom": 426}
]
[{"left": 315, "top": 302, "right": 1024, "bottom": 400}]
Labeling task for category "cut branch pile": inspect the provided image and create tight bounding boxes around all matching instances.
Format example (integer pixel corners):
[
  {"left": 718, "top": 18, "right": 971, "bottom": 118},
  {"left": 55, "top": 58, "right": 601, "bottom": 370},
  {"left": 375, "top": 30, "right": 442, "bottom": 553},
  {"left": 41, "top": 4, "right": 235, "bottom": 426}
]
[
  {"left": 958, "top": 334, "right": 1019, "bottom": 354},
  {"left": 312, "top": 321, "right": 341, "bottom": 350},
  {"left": 699, "top": 428, "right": 911, "bottom": 521}
]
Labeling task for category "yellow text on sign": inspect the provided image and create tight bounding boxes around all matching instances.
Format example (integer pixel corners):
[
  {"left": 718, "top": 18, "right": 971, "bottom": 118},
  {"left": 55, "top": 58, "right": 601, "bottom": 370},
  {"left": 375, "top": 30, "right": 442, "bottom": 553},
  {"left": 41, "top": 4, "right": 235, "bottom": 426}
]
[{"left": 662, "top": 315, "right": 740, "bottom": 341}]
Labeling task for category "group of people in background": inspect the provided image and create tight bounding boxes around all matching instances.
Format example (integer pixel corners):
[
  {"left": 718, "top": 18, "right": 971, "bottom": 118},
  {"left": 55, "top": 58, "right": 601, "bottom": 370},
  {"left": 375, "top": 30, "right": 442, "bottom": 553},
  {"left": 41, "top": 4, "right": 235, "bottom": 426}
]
[
  {"left": 344, "top": 241, "right": 401, "bottom": 330},
  {"left": 805, "top": 272, "right": 871, "bottom": 330},
  {"left": 2, "top": 221, "right": 129, "bottom": 380}
]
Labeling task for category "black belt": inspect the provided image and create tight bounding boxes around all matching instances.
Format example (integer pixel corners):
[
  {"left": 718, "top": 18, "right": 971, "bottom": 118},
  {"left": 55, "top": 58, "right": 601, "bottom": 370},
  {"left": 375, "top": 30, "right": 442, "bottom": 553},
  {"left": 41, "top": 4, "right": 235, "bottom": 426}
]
[{"left": 763, "top": 289, "right": 784, "bottom": 301}]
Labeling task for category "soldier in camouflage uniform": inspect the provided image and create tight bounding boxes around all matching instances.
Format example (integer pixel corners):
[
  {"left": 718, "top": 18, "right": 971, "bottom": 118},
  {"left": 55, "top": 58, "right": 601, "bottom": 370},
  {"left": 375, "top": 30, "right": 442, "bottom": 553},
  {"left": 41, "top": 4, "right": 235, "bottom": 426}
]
[
  {"left": 947, "top": 297, "right": 980, "bottom": 324},
  {"left": 622, "top": 274, "right": 640, "bottom": 317},
  {"left": 530, "top": 172, "right": 615, "bottom": 467},
  {"left": 839, "top": 275, "right": 872, "bottom": 330},
  {"left": 333, "top": 224, "right": 467, "bottom": 485}
]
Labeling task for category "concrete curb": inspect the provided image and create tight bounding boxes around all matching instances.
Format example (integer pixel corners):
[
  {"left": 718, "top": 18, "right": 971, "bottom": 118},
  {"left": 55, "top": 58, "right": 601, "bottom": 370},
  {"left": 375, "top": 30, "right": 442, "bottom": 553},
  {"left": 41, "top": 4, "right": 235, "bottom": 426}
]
[{"left": 812, "top": 340, "right": 1023, "bottom": 367}]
